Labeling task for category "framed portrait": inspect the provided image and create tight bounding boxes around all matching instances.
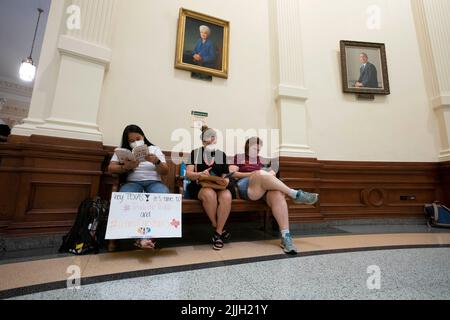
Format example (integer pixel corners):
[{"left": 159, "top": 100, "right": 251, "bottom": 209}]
[
  {"left": 340, "top": 40, "right": 390, "bottom": 95},
  {"left": 175, "top": 8, "right": 230, "bottom": 79}
]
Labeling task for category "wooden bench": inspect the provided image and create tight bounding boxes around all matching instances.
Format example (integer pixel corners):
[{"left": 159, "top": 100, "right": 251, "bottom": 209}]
[{"left": 101, "top": 159, "right": 272, "bottom": 229}]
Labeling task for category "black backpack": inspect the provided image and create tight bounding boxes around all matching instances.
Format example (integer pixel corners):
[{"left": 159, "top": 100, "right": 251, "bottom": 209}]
[{"left": 59, "top": 197, "right": 110, "bottom": 255}]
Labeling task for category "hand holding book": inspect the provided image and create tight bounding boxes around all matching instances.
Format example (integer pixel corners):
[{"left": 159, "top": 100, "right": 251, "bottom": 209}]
[
  {"left": 123, "top": 159, "right": 139, "bottom": 171},
  {"left": 145, "top": 154, "right": 160, "bottom": 165},
  {"left": 114, "top": 145, "right": 150, "bottom": 163}
]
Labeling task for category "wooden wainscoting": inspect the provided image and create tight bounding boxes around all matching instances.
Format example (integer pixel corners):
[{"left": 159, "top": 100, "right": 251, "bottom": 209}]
[
  {"left": 279, "top": 157, "right": 442, "bottom": 223},
  {"left": 0, "top": 135, "right": 108, "bottom": 235},
  {"left": 0, "top": 136, "right": 445, "bottom": 235},
  {"left": 438, "top": 161, "right": 450, "bottom": 206}
]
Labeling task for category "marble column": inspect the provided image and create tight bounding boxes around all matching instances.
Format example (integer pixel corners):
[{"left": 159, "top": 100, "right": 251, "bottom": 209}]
[
  {"left": 412, "top": 0, "right": 450, "bottom": 161},
  {"left": 272, "top": 0, "right": 316, "bottom": 158},
  {"left": 13, "top": 0, "right": 116, "bottom": 142}
]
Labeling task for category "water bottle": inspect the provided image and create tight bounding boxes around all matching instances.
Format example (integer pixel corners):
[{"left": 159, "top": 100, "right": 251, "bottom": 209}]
[
  {"left": 180, "top": 162, "right": 190, "bottom": 199},
  {"left": 180, "top": 162, "right": 186, "bottom": 177}
]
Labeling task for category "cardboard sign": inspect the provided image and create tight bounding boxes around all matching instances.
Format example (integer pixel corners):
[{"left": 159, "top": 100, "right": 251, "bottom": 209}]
[{"left": 105, "top": 193, "right": 182, "bottom": 240}]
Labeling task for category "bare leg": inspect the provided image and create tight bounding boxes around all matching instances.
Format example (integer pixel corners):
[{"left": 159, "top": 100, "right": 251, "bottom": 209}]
[
  {"left": 198, "top": 188, "right": 218, "bottom": 228},
  {"left": 265, "top": 191, "right": 289, "bottom": 230},
  {"left": 216, "top": 189, "right": 232, "bottom": 234},
  {"left": 247, "top": 170, "right": 293, "bottom": 201}
]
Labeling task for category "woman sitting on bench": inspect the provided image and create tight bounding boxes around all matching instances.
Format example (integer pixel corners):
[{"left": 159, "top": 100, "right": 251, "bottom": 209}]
[
  {"left": 185, "top": 126, "right": 234, "bottom": 251},
  {"left": 229, "top": 137, "right": 319, "bottom": 255},
  {"left": 108, "top": 124, "right": 170, "bottom": 250}
]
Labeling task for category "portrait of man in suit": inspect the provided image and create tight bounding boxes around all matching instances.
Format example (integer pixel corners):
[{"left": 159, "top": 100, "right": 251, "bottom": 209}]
[
  {"left": 355, "top": 52, "right": 379, "bottom": 88},
  {"left": 340, "top": 40, "right": 390, "bottom": 95}
]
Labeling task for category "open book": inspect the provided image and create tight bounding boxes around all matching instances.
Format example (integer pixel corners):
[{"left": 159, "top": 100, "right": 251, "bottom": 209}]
[{"left": 114, "top": 145, "right": 149, "bottom": 163}]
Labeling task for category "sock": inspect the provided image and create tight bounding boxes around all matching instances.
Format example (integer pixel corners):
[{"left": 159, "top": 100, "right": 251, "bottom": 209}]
[
  {"left": 281, "top": 229, "right": 290, "bottom": 238},
  {"left": 288, "top": 189, "right": 298, "bottom": 199}
]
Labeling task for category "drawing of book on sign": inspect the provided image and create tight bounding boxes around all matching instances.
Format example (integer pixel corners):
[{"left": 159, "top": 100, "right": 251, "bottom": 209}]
[{"left": 114, "top": 145, "right": 149, "bottom": 163}]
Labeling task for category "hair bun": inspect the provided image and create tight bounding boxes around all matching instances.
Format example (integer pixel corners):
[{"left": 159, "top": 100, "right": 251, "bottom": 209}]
[{"left": 201, "top": 125, "right": 209, "bottom": 133}]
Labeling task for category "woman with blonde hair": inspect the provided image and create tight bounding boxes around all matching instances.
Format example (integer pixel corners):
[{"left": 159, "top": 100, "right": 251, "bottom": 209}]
[{"left": 185, "top": 126, "right": 234, "bottom": 250}]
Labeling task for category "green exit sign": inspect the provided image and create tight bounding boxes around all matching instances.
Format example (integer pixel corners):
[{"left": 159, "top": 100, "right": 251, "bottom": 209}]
[{"left": 191, "top": 111, "right": 208, "bottom": 118}]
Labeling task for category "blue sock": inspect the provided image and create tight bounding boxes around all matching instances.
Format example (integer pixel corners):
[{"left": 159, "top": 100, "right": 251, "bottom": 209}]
[
  {"left": 281, "top": 229, "right": 290, "bottom": 238},
  {"left": 289, "top": 189, "right": 298, "bottom": 199}
]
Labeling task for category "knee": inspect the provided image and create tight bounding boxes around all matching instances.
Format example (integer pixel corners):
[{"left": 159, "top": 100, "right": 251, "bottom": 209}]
[
  {"left": 266, "top": 191, "right": 285, "bottom": 203},
  {"left": 252, "top": 170, "right": 267, "bottom": 177},
  {"left": 199, "top": 188, "right": 217, "bottom": 202},
  {"left": 120, "top": 183, "right": 140, "bottom": 193},
  {"left": 158, "top": 184, "right": 170, "bottom": 194},
  {"left": 218, "top": 190, "right": 232, "bottom": 203}
]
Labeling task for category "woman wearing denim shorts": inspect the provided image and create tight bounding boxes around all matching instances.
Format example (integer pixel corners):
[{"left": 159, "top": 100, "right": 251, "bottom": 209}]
[{"left": 230, "top": 137, "right": 319, "bottom": 255}]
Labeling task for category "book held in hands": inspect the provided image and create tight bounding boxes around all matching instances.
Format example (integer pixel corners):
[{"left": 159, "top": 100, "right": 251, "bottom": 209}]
[{"left": 114, "top": 144, "right": 149, "bottom": 163}]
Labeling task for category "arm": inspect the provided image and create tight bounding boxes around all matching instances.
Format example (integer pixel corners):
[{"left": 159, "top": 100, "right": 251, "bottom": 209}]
[
  {"left": 108, "top": 160, "right": 138, "bottom": 174},
  {"left": 362, "top": 64, "right": 377, "bottom": 87},
  {"left": 146, "top": 147, "right": 169, "bottom": 176},
  {"left": 155, "top": 162, "right": 169, "bottom": 176},
  {"left": 361, "top": 68, "right": 371, "bottom": 87},
  {"left": 186, "top": 165, "right": 211, "bottom": 181},
  {"left": 192, "top": 39, "right": 200, "bottom": 55},
  {"left": 202, "top": 42, "right": 216, "bottom": 64},
  {"left": 144, "top": 154, "right": 169, "bottom": 176},
  {"left": 229, "top": 165, "right": 253, "bottom": 179}
]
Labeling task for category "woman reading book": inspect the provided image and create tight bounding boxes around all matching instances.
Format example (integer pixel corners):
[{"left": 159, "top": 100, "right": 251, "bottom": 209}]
[
  {"left": 108, "top": 125, "right": 170, "bottom": 250},
  {"left": 185, "top": 126, "right": 234, "bottom": 251}
]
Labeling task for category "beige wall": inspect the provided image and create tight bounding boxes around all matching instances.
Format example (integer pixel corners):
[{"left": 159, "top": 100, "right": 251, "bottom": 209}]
[
  {"left": 98, "top": 0, "right": 277, "bottom": 153},
  {"left": 97, "top": 0, "right": 440, "bottom": 161},
  {"left": 300, "top": 0, "right": 440, "bottom": 162}
]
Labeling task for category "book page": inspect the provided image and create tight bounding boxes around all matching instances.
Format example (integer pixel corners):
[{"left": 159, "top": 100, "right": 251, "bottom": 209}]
[
  {"left": 114, "top": 148, "right": 135, "bottom": 163},
  {"left": 133, "top": 145, "right": 149, "bottom": 162}
]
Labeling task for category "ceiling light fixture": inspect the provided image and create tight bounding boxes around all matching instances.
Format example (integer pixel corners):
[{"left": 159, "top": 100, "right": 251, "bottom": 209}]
[{"left": 19, "top": 8, "right": 44, "bottom": 82}]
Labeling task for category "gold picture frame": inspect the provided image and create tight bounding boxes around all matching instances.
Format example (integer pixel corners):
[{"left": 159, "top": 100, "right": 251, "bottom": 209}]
[{"left": 175, "top": 8, "right": 230, "bottom": 79}]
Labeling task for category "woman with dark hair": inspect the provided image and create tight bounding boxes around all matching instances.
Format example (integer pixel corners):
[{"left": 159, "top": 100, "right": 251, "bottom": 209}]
[
  {"left": 229, "top": 137, "right": 319, "bottom": 255},
  {"left": 108, "top": 125, "right": 170, "bottom": 250},
  {"left": 185, "top": 126, "right": 233, "bottom": 251}
]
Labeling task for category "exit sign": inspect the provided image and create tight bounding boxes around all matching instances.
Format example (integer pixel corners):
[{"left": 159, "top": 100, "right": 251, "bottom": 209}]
[{"left": 191, "top": 111, "right": 208, "bottom": 118}]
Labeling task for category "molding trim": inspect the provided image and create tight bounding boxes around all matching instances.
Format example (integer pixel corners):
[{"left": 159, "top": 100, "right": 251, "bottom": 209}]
[
  {"left": 12, "top": 117, "right": 103, "bottom": 142},
  {"left": 57, "top": 35, "right": 112, "bottom": 68},
  {"left": 432, "top": 94, "right": 450, "bottom": 110},
  {"left": 439, "top": 149, "right": 450, "bottom": 162},
  {"left": 279, "top": 143, "right": 317, "bottom": 158},
  {"left": 276, "top": 84, "right": 309, "bottom": 101}
]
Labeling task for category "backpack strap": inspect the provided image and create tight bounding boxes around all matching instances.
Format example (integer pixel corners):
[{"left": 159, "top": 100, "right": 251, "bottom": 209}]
[{"left": 432, "top": 202, "right": 440, "bottom": 223}]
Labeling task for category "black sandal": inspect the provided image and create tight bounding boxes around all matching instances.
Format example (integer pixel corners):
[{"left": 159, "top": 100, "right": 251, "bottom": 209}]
[
  {"left": 212, "top": 233, "right": 224, "bottom": 250},
  {"left": 221, "top": 230, "right": 231, "bottom": 242}
]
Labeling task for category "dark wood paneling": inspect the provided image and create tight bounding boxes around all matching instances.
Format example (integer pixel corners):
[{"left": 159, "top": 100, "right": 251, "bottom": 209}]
[
  {"left": 0, "top": 136, "right": 446, "bottom": 235},
  {"left": 0, "top": 135, "right": 107, "bottom": 235},
  {"left": 439, "top": 161, "right": 450, "bottom": 205},
  {"left": 279, "top": 157, "right": 441, "bottom": 223}
]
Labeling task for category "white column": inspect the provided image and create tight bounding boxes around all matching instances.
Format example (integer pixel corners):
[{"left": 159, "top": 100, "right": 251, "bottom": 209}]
[
  {"left": 412, "top": 0, "right": 450, "bottom": 161},
  {"left": 13, "top": 0, "right": 116, "bottom": 142},
  {"left": 272, "top": 0, "right": 316, "bottom": 158}
]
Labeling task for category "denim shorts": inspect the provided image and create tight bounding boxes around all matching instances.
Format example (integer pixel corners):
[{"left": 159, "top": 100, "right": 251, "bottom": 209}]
[
  {"left": 120, "top": 180, "right": 170, "bottom": 194},
  {"left": 236, "top": 177, "right": 250, "bottom": 200}
]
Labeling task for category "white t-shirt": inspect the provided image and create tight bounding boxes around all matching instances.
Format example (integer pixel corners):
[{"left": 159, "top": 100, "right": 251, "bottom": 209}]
[{"left": 111, "top": 145, "right": 166, "bottom": 182}]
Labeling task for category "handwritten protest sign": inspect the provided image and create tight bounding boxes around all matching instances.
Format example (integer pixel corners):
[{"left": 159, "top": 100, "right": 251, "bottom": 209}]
[{"left": 105, "top": 193, "right": 182, "bottom": 240}]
